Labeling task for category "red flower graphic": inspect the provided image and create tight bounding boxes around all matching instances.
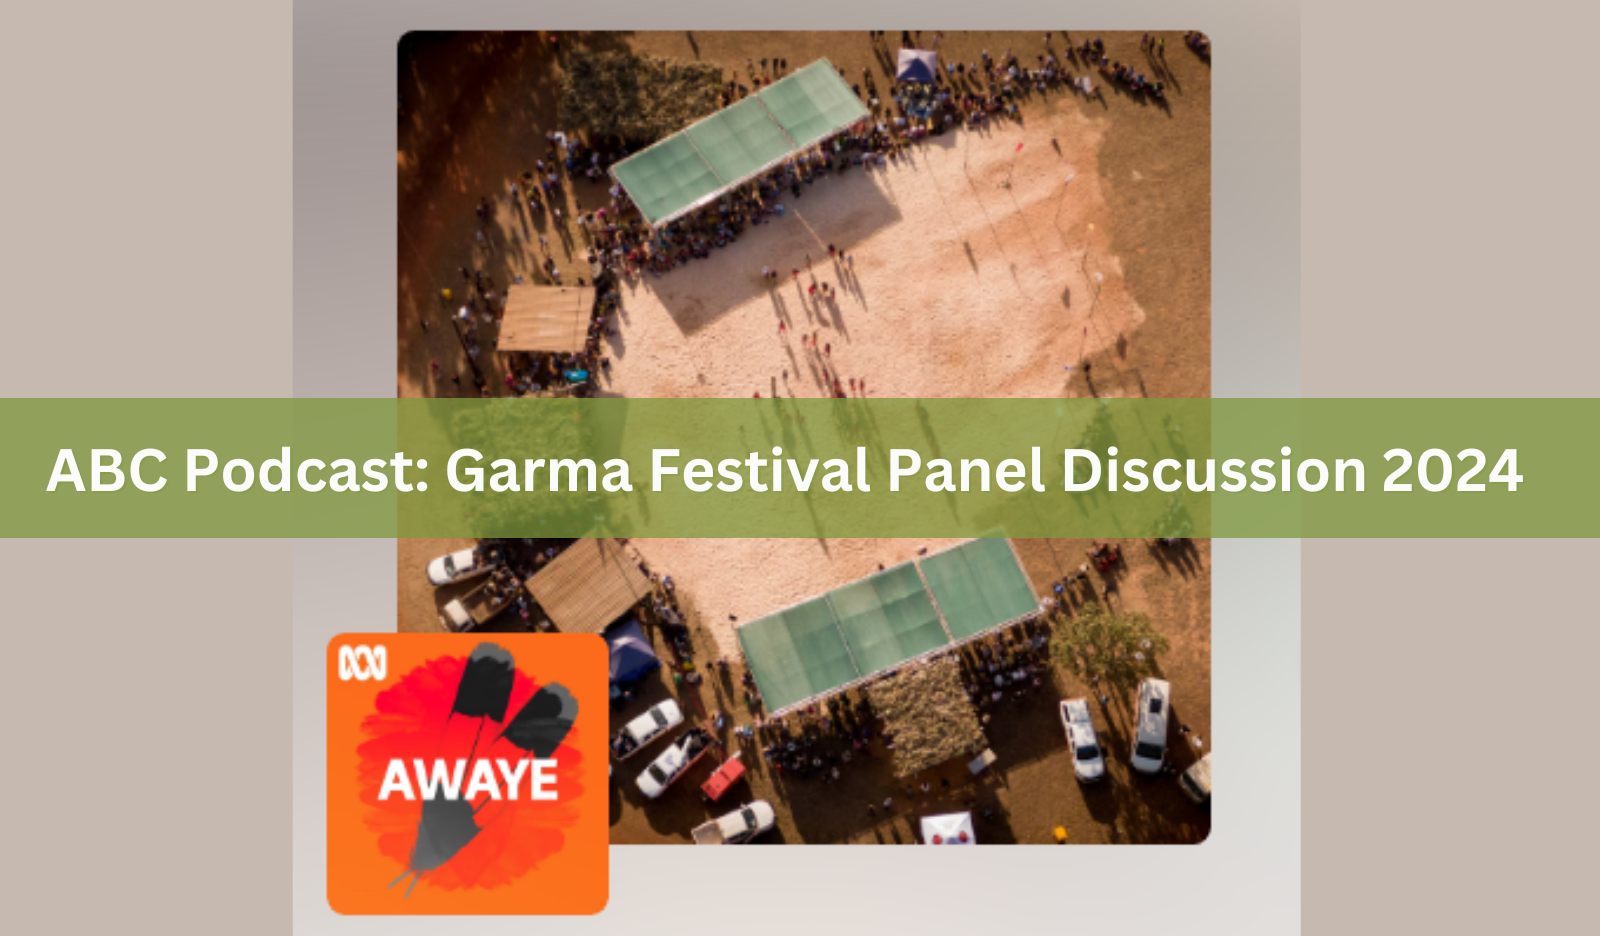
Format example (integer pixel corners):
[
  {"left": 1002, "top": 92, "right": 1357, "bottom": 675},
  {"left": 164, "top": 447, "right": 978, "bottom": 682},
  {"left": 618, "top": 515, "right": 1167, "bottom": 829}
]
[{"left": 353, "top": 652, "right": 585, "bottom": 895}]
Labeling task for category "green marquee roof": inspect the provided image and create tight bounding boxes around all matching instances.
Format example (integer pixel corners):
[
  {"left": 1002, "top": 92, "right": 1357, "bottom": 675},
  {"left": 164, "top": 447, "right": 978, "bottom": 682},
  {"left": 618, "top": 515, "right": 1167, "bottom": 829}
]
[
  {"left": 829, "top": 563, "right": 948, "bottom": 676},
  {"left": 919, "top": 537, "right": 1043, "bottom": 642},
  {"left": 610, "top": 59, "right": 868, "bottom": 227},
  {"left": 736, "top": 596, "right": 857, "bottom": 716},
  {"left": 737, "top": 539, "right": 1040, "bottom": 715},
  {"left": 756, "top": 61, "right": 874, "bottom": 150}
]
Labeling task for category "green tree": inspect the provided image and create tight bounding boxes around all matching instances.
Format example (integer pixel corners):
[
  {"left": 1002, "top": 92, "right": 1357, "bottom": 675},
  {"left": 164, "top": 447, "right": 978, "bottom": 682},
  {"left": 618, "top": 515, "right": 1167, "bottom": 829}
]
[
  {"left": 1050, "top": 601, "right": 1170, "bottom": 692},
  {"left": 559, "top": 53, "right": 724, "bottom": 145}
]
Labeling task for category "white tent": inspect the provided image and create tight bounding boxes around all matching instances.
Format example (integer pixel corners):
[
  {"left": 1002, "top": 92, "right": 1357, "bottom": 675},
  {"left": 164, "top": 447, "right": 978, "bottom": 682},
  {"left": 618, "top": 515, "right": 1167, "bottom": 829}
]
[{"left": 920, "top": 812, "right": 976, "bottom": 845}]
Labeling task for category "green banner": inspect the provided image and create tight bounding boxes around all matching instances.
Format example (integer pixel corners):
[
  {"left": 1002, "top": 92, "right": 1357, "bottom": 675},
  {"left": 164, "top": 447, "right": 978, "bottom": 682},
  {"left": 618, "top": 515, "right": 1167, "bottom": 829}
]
[{"left": 2, "top": 398, "right": 1592, "bottom": 537}]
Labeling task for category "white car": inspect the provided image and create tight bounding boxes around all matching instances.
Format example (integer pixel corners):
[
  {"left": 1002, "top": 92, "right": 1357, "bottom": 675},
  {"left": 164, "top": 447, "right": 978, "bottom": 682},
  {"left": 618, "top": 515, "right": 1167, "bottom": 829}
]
[
  {"left": 1059, "top": 698, "right": 1106, "bottom": 783},
  {"left": 1130, "top": 678, "right": 1172, "bottom": 774},
  {"left": 611, "top": 700, "right": 684, "bottom": 761},
  {"left": 635, "top": 727, "right": 713, "bottom": 800},
  {"left": 691, "top": 801, "right": 777, "bottom": 845},
  {"left": 427, "top": 547, "right": 485, "bottom": 586}
]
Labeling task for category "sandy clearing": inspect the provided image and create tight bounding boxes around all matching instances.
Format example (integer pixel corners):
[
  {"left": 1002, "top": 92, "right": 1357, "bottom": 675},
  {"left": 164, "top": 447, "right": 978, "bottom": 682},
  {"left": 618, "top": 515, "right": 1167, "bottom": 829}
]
[
  {"left": 609, "top": 104, "right": 1153, "bottom": 657},
  {"left": 600, "top": 102, "right": 1145, "bottom": 401}
]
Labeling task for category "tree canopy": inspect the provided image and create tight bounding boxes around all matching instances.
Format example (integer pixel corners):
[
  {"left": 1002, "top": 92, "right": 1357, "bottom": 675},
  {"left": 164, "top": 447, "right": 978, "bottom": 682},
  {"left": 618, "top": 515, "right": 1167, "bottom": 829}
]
[
  {"left": 559, "top": 52, "right": 724, "bottom": 145},
  {"left": 1049, "top": 601, "right": 1171, "bottom": 692}
]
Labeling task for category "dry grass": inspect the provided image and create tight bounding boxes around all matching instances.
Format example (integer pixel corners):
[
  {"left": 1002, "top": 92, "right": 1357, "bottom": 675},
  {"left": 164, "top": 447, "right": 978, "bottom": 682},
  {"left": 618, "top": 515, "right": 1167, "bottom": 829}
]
[
  {"left": 559, "top": 52, "right": 723, "bottom": 144},
  {"left": 869, "top": 657, "right": 986, "bottom": 777}
]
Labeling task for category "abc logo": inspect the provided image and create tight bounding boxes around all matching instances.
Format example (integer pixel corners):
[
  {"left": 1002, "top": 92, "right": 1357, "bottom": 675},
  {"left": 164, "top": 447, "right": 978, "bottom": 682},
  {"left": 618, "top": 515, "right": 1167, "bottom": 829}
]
[{"left": 339, "top": 645, "right": 387, "bottom": 681}]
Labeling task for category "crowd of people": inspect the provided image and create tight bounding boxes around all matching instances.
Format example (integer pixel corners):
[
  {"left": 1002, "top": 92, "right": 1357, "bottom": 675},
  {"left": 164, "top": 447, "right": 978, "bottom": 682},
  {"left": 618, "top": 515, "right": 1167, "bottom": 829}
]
[
  {"left": 725, "top": 610, "right": 1057, "bottom": 797},
  {"left": 573, "top": 30, "right": 1192, "bottom": 288},
  {"left": 422, "top": 538, "right": 579, "bottom": 633},
  {"left": 423, "top": 31, "right": 1205, "bottom": 401},
  {"left": 603, "top": 530, "right": 1208, "bottom": 841},
  {"left": 480, "top": 567, "right": 522, "bottom": 605},
  {"left": 961, "top": 626, "right": 1054, "bottom": 720},
  {"left": 1077, "top": 36, "right": 1169, "bottom": 102},
  {"left": 755, "top": 691, "right": 879, "bottom": 784}
]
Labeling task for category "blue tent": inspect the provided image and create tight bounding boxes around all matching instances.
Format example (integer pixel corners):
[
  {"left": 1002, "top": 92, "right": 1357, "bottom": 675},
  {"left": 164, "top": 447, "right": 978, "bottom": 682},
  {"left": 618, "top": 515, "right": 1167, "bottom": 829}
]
[
  {"left": 896, "top": 49, "right": 938, "bottom": 83},
  {"left": 605, "top": 618, "right": 661, "bottom": 685}
]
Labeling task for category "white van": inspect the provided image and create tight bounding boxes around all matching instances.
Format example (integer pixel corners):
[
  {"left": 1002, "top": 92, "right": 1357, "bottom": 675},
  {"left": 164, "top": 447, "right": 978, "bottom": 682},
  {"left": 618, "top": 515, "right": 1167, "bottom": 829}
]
[{"left": 1130, "top": 678, "right": 1171, "bottom": 774}]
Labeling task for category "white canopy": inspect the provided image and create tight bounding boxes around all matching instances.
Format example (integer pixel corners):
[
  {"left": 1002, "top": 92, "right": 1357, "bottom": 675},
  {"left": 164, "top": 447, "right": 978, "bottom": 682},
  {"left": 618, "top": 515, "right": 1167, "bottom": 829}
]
[{"left": 920, "top": 812, "right": 976, "bottom": 845}]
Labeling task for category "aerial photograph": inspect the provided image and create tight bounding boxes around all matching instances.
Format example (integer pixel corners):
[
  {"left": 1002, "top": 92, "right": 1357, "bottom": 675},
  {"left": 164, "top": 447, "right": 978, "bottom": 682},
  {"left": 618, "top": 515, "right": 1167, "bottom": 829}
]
[{"left": 397, "top": 30, "right": 1212, "bottom": 844}]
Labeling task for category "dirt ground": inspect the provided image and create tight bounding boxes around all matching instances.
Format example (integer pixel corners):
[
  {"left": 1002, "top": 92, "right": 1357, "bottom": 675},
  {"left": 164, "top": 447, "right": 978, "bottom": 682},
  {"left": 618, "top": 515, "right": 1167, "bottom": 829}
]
[
  {"left": 601, "top": 109, "right": 1146, "bottom": 400},
  {"left": 398, "top": 536, "right": 478, "bottom": 633},
  {"left": 397, "top": 30, "right": 1209, "bottom": 401},
  {"left": 398, "top": 536, "right": 1210, "bottom": 845},
  {"left": 396, "top": 30, "right": 1210, "bottom": 843},
  {"left": 620, "top": 536, "right": 1210, "bottom": 845}
]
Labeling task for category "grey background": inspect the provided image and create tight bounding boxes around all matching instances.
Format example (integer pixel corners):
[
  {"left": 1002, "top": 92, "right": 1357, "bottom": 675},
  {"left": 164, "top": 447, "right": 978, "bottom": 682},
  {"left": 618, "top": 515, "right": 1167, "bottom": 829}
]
[
  {"left": 0, "top": 0, "right": 292, "bottom": 930},
  {"left": 1301, "top": 1, "right": 1599, "bottom": 933},
  {"left": 292, "top": 2, "right": 1297, "bottom": 933},
  {"left": 0, "top": 1, "right": 1593, "bottom": 935}
]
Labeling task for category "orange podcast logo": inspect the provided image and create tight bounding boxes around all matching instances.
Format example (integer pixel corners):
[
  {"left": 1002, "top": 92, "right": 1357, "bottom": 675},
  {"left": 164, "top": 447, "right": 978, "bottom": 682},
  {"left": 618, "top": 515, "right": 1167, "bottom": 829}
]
[{"left": 327, "top": 633, "right": 608, "bottom": 915}]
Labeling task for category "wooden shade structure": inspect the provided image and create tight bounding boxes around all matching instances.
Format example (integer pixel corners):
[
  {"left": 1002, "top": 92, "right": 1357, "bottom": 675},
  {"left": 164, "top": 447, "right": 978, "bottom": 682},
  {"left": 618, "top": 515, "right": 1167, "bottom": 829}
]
[
  {"left": 497, "top": 284, "right": 595, "bottom": 353},
  {"left": 526, "top": 539, "right": 652, "bottom": 635}
]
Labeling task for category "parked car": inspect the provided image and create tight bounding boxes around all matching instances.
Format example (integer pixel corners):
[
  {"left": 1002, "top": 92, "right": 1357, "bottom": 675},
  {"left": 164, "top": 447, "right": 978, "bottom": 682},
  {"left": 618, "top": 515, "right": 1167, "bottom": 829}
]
[
  {"left": 1179, "top": 752, "right": 1212, "bottom": 806},
  {"left": 635, "top": 727, "right": 714, "bottom": 799},
  {"left": 1058, "top": 698, "right": 1106, "bottom": 782},
  {"left": 611, "top": 700, "right": 684, "bottom": 761},
  {"left": 1130, "top": 678, "right": 1172, "bottom": 774},
  {"left": 691, "top": 800, "right": 777, "bottom": 845},
  {"left": 426, "top": 547, "right": 488, "bottom": 587}
]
